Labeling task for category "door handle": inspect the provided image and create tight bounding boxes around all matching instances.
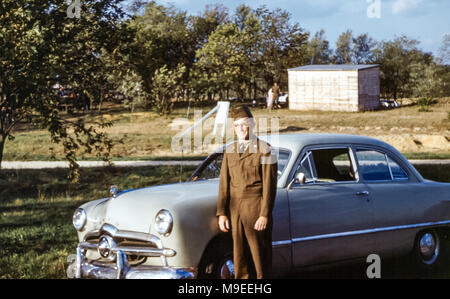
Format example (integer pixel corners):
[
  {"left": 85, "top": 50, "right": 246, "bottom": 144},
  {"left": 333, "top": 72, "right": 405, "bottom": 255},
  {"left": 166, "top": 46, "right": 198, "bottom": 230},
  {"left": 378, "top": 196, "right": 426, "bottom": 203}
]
[{"left": 356, "top": 190, "right": 370, "bottom": 196}]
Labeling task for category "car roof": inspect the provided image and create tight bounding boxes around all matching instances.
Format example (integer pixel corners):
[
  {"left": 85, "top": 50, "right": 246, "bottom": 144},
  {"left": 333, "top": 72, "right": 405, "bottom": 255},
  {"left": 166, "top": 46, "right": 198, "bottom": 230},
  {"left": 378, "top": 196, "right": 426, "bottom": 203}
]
[
  {"left": 213, "top": 133, "right": 423, "bottom": 186},
  {"left": 257, "top": 133, "right": 391, "bottom": 152}
]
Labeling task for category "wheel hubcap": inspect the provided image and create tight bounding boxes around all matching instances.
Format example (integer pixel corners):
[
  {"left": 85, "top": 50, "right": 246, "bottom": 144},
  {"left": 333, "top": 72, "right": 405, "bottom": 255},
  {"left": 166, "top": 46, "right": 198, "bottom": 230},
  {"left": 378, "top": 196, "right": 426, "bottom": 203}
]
[
  {"left": 219, "top": 259, "right": 235, "bottom": 279},
  {"left": 419, "top": 232, "right": 439, "bottom": 264}
]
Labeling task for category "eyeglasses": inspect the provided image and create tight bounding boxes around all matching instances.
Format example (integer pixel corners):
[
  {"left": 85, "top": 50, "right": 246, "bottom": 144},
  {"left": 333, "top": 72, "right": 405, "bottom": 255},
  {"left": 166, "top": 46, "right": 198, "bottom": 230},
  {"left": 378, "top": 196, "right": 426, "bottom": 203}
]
[{"left": 233, "top": 123, "right": 249, "bottom": 128}]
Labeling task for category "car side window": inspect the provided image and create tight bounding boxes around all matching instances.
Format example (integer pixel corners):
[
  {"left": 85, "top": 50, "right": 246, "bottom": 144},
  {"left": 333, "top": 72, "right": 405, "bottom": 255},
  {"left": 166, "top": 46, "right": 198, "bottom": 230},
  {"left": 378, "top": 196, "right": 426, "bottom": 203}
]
[
  {"left": 356, "top": 149, "right": 408, "bottom": 181},
  {"left": 294, "top": 148, "right": 356, "bottom": 184},
  {"left": 276, "top": 150, "right": 291, "bottom": 177},
  {"left": 295, "top": 151, "right": 315, "bottom": 182},
  {"left": 388, "top": 156, "right": 409, "bottom": 180}
]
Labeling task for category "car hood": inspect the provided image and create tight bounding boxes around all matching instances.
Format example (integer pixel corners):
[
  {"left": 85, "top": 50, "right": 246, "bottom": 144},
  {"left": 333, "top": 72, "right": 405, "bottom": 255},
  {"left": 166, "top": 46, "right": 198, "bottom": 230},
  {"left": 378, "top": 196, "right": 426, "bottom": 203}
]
[{"left": 101, "top": 179, "right": 220, "bottom": 234}]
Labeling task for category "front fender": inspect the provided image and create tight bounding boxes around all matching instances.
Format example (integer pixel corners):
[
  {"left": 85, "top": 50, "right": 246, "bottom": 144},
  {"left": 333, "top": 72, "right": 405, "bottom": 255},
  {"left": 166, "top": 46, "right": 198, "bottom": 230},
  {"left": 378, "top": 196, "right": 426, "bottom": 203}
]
[{"left": 157, "top": 196, "right": 221, "bottom": 268}]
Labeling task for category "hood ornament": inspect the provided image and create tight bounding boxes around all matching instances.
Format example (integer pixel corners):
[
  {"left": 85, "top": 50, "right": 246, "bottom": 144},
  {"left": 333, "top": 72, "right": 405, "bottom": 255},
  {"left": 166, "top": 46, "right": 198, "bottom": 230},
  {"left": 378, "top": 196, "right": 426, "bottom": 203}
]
[{"left": 109, "top": 185, "right": 120, "bottom": 197}]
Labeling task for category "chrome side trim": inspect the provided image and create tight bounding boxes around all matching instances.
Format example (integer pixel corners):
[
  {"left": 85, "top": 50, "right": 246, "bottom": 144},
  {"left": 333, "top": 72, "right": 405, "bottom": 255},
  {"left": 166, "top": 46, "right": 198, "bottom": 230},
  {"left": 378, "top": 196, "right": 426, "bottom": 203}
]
[
  {"left": 272, "top": 240, "right": 292, "bottom": 247},
  {"left": 272, "top": 219, "right": 450, "bottom": 246},
  {"left": 79, "top": 242, "right": 176, "bottom": 258}
]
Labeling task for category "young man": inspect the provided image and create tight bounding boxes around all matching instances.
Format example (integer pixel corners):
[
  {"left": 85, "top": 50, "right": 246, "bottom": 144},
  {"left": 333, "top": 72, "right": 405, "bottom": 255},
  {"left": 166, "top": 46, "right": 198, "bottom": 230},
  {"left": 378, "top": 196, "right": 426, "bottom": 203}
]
[{"left": 216, "top": 105, "right": 278, "bottom": 279}]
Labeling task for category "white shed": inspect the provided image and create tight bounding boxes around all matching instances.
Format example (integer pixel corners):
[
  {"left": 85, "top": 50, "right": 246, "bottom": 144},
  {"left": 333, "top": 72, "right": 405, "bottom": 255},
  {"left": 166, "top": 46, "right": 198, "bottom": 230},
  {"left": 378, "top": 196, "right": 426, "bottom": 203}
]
[{"left": 287, "top": 64, "right": 380, "bottom": 112}]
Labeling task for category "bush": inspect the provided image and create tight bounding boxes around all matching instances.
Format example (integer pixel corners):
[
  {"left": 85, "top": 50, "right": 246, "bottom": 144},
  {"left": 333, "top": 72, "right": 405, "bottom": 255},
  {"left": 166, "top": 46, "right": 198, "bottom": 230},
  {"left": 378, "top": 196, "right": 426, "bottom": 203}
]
[{"left": 417, "top": 97, "right": 434, "bottom": 112}]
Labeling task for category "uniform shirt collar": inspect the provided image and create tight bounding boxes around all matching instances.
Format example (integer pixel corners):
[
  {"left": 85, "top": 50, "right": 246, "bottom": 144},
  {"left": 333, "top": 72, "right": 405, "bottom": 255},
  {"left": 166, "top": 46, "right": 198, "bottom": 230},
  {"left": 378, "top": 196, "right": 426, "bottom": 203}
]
[{"left": 237, "top": 136, "right": 257, "bottom": 153}]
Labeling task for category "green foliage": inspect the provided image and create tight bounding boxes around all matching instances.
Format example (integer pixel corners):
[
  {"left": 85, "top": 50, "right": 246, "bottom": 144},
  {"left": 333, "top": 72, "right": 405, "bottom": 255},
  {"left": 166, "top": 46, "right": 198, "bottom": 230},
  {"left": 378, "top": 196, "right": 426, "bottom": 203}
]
[
  {"left": 306, "top": 29, "right": 333, "bottom": 64},
  {"left": 417, "top": 97, "right": 434, "bottom": 112},
  {"left": 106, "top": 1, "right": 194, "bottom": 111},
  {"left": 109, "top": 69, "right": 148, "bottom": 112},
  {"left": 191, "top": 4, "right": 308, "bottom": 99},
  {"left": 150, "top": 64, "right": 186, "bottom": 116},
  {"left": 192, "top": 22, "right": 252, "bottom": 99},
  {"left": 333, "top": 30, "right": 377, "bottom": 64},
  {"left": 0, "top": 0, "right": 126, "bottom": 181},
  {"left": 352, "top": 33, "right": 377, "bottom": 64},
  {"left": 334, "top": 30, "right": 354, "bottom": 64},
  {"left": 373, "top": 35, "right": 450, "bottom": 102}
]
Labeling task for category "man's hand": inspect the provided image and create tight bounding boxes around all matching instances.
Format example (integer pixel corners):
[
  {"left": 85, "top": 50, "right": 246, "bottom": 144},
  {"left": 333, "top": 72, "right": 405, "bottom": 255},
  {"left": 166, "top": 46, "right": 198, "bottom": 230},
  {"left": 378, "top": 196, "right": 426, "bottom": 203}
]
[
  {"left": 218, "top": 215, "right": 230, "bottom": 232},
  {"left": 254, "top": 216, "right": 268, "bottom": 231}
]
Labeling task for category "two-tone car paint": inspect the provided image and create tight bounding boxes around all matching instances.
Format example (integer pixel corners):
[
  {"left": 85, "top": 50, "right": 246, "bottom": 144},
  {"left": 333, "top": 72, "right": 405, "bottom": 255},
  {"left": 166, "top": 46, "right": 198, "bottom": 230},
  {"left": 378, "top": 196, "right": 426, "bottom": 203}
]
[{"left": 69, "top": 134, "right": 450, "bottom": 278}]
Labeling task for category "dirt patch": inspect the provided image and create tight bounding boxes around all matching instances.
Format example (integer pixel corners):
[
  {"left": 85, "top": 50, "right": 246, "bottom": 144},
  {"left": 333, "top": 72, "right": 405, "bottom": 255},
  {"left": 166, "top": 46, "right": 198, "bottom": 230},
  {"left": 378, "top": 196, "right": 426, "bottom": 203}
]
[{"left": 372, "top": 134, "right": 450, "bottom": 152}]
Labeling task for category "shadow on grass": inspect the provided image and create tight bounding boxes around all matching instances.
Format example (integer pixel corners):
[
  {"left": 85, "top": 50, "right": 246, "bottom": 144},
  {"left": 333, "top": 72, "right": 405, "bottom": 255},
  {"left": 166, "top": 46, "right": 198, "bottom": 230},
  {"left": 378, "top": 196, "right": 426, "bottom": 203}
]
[{"left": 0, "top": 165, "right": 198, "bottom": 204}]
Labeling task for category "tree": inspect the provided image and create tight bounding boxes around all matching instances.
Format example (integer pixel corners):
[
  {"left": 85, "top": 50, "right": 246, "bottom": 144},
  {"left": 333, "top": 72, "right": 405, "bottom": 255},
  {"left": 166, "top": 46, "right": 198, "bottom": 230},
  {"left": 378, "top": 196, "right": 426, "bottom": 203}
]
[
  {"left": 107, "top": 1, "right": 195, "bottom": 113},
  {"left": 438, "top": 34, "right": 450, "bottom": 65},
  {"left": 150, "top": 64, "right": 186, "bottom": 116},
  {"left": 352, "top": 33, "right": 377, "bottom": 64},
  {"left": 0, "top": 0, "right": 125, "bottom": 180},
  {"left": 306, "top": 29, "right": 333, "bottom": 64},
  {"left": 191, "top": 5, "right": 308, "bottom": 100},
  {"left": 127, "top": 1, "right": 192, "bottom": 91},
  {"left": 254, "top": 5, "right": 309, "bottom": 89},
  {"left": 190, "top": 4, "right": 229, "bottom": 48},
  {"left": 334, "top": 30, "right": 354, "bottom": 64},
  {"left": 374, "top": 35, "right": 432, "bottom": 101},
  {"left": 192, "top": 22, "right": 251, "bottom": 100}
]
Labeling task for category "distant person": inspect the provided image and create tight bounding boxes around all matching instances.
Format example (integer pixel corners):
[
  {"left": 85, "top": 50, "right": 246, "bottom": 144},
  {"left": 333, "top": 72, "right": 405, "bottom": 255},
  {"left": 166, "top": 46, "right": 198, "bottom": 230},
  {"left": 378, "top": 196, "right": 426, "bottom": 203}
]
[
  {"left": 267, "top": 88, "right": 274, "bottom": 110},
  {"left": 272, "top": 82, "right": 280, "bottom": 108}
]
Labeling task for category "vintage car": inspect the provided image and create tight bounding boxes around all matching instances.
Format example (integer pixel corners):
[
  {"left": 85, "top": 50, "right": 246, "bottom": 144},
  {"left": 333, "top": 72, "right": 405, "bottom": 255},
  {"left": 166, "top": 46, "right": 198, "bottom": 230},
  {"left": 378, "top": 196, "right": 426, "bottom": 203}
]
[{"left": 67, "top": 133, "right": 450, "bottom": 279}]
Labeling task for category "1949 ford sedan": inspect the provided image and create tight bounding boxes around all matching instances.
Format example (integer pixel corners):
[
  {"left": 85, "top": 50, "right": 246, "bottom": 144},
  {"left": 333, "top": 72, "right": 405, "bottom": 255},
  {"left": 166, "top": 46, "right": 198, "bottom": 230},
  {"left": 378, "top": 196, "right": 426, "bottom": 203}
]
[{"left": 67, "top": 133, "right": 450, "bottom": 279}]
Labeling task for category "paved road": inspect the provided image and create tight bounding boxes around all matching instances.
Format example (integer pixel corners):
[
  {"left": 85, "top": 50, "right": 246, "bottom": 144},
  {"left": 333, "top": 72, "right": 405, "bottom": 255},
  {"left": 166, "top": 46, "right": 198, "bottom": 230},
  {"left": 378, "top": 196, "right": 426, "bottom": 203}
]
[
  {"left": 0, "top": 160, "right": 203, "bottom": 169},
  {"left": 1, "top": 159, "right": 449, "bottom": 169}
]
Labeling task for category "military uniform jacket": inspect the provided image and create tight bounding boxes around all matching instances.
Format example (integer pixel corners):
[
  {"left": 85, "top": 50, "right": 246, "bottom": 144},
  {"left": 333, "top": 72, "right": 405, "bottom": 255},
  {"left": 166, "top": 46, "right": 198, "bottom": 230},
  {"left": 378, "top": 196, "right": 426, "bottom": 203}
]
[{"left": 216, "top": 138, "right": 278, "bottom": 220}]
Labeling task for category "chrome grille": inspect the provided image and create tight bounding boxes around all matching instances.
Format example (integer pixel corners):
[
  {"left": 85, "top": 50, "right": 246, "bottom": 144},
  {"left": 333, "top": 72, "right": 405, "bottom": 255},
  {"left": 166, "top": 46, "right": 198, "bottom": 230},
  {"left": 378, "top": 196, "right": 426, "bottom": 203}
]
[{"left": 80, "top": 224, "right": 176, "bottom": 267}]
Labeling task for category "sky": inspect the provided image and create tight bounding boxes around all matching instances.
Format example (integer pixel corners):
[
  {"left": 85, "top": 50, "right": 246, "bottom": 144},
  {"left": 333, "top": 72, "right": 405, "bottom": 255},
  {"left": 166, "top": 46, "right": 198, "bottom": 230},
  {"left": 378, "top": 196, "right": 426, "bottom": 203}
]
[{"left": 151, "top": 0, "right": 449, "bottom": 57}]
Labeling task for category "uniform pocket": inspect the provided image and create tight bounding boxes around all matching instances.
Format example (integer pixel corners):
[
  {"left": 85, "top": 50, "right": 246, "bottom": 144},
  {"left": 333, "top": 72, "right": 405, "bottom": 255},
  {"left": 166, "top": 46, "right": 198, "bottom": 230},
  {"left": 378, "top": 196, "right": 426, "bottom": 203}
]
[{"left": 244, "top": 158, "right": 261, "bottom": 182}]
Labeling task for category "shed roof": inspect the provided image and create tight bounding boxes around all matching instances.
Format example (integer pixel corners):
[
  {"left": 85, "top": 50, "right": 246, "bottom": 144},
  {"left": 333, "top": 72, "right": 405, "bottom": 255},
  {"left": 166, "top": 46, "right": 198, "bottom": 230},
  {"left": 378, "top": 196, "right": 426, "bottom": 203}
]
[{"left": 288, "top": 64, "right": 379, "bottom": 71}]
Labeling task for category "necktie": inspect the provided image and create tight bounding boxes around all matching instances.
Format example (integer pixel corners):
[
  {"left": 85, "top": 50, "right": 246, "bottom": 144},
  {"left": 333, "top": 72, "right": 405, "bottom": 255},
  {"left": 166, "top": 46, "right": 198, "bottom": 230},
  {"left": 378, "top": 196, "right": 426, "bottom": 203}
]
[{"left": 239, "top": 143, "right": 245, "bottom": 154}]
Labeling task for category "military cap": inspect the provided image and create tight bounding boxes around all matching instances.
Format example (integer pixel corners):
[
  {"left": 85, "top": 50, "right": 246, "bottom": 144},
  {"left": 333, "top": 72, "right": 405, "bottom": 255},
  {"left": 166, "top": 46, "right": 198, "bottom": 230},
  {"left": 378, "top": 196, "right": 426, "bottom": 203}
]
[{"left": 229, "top": 105, "right": 253, "bottom": 120}]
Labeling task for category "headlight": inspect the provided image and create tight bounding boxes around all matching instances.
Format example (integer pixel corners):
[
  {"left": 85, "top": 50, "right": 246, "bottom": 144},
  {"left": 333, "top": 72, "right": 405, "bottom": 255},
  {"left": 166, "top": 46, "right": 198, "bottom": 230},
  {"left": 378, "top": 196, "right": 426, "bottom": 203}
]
[
  {"left": 155, "top": 209, "right": 173, "bottom": 237},
  {"left": 73, "top": 208, "right": 87, "bottom": 231}
]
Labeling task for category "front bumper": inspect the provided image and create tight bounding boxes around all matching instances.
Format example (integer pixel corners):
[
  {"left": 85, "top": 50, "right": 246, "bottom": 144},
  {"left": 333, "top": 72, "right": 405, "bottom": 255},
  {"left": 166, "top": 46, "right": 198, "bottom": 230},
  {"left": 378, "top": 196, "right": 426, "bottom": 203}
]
[
  {"left": 67, "top": 245, "right": 197, "bottom": 279},
  {"left": 67, "top": 224, "right": 197, "bottom": 279}
]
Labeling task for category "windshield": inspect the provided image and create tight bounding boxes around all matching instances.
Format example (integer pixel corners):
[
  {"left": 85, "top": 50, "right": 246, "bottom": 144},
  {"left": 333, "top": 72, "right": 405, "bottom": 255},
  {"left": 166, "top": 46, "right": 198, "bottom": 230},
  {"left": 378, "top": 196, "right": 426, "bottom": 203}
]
[{"left": 190, "top": 148, "right": 291, "bottom": 181}]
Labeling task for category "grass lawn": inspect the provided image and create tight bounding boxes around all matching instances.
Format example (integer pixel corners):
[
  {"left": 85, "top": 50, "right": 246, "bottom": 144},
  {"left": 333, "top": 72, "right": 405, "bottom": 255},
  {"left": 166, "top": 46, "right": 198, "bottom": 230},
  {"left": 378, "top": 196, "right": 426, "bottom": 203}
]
[{"left": 0, "top": 165, "right": 197, "bottom": 278}]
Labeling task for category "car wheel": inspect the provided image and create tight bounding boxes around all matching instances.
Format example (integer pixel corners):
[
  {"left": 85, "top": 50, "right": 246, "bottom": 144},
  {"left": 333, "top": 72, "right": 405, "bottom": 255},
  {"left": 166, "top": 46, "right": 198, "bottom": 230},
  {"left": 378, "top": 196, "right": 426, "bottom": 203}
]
[
  {"left": 412, "top": 230, "right": 445, "bottom": 272},
  {"left": 198, "top": 236, "right": 234, "bottom": 279}
]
